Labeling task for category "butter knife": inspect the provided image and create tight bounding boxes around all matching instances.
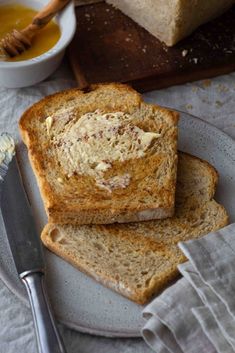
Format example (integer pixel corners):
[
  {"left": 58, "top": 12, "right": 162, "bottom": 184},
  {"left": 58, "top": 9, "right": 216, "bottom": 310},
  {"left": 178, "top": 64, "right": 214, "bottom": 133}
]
[{"left": 0, "top": 133, "right": 66, "bottom": 353}]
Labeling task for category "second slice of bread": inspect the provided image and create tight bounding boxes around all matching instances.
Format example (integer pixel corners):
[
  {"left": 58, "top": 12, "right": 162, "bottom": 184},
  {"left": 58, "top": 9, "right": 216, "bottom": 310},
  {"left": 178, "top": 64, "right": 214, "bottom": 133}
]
[{"left": 19, "top": 83, "right": 178, "bottom": 225}]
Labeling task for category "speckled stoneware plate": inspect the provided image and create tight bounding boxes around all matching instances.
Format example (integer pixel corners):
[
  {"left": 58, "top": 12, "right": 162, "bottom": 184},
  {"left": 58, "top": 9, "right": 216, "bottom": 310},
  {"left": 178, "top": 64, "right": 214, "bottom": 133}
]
[{"left": 0, "top": 112, "right": 235, "bottom": 337}]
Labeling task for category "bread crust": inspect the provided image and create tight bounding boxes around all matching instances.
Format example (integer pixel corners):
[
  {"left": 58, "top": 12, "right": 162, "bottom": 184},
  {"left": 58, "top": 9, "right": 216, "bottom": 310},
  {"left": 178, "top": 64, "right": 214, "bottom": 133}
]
[{"left": 19, "top": 83, "right": 179, "bottom": 225}]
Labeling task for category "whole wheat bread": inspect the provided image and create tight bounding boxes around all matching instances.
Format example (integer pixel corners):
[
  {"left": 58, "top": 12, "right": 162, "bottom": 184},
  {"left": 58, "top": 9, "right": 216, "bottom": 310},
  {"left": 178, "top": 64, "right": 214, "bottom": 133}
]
[
  {"left": 41, "top": 153, "right": 228, "bottom": 304},
  {"left": 19, "top": 83, "right": 178, "bottom": 225}
]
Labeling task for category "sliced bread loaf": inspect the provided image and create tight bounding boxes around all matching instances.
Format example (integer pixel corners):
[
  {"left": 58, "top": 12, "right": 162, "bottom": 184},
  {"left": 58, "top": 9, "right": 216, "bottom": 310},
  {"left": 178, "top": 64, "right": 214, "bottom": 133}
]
[
  {"left": 106, "top": 0, "right": 235, "bottom": 46},
  {"left": 19, "top": 83, "right": 178, "bottom": 225},
  {"left": 41, "top": 153, "right": 228, "bottom": 304}
]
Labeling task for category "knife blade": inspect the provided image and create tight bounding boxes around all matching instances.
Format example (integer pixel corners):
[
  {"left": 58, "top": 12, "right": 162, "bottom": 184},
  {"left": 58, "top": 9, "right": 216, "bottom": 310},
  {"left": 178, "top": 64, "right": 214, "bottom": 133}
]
[
  {"left": 0, "top": 133, "right": 66, "bottom": 353},
  {"left": 1, "top": 154, "right": 44, "bottom": 277}
]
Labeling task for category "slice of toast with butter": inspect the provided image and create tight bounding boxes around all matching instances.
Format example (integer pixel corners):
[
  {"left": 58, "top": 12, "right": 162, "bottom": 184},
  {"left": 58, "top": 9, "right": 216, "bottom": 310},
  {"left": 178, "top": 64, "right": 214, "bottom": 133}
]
[
  {"left": 19, "top": 83, "right": 178, "bottom": 225},
  {"left": 41, "top": 153, "right": 228, "bottom": 304}
]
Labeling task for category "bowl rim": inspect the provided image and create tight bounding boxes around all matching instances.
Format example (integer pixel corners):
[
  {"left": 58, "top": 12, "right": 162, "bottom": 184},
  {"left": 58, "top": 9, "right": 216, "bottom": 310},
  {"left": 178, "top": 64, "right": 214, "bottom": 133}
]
[{"left": 0, "top": 0, "right": 76, "bottom": 68}]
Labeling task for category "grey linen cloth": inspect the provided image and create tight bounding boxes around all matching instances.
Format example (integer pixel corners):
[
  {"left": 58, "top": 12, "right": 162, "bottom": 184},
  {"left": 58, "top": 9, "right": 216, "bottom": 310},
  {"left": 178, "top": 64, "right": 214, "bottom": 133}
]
[{"left": 142, "top": 223, "right": 235, "bottom": 353}]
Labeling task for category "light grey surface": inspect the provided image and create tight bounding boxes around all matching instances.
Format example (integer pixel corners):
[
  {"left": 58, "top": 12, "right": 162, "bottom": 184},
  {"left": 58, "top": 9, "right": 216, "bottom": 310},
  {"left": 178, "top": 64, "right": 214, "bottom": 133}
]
[{"left": 0, "top": 61, "right": 235, "bottom": 352}]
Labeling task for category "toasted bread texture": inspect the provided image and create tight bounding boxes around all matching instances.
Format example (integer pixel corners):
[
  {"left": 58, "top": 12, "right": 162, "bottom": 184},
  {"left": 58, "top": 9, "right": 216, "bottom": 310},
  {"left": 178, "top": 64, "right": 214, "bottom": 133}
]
[
  {"left": 19, "top": 83, "right": 178, "bottom": 225},
  {"left": 41, "top": 153, "right": 228, "bottom": 304}
]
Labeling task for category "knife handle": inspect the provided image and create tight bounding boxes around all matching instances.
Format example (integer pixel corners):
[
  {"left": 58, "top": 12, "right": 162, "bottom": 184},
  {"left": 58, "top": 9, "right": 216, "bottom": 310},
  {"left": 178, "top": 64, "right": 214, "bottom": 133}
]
[{"left": 22, "top": 272, "right": 66, "bottom": 353}]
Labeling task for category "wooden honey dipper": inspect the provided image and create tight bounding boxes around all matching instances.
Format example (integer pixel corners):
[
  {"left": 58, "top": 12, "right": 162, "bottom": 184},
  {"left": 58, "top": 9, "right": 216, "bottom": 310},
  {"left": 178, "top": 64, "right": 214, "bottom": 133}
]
[{"left": 0, "top": 0, "right": 71, "bottom": 57}]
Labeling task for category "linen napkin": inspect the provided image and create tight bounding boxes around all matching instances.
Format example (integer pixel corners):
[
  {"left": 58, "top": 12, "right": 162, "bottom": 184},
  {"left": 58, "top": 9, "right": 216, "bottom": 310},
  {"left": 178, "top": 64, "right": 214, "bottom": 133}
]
[{"left": 142, "top": 223, "right": 235, "bottom": 353}]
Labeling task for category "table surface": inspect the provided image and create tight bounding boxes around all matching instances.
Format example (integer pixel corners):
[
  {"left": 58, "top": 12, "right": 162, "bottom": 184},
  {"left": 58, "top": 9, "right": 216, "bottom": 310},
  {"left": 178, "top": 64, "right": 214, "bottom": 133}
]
[{"left": 0, "top": 59, "right": 235, "bottom": 353}]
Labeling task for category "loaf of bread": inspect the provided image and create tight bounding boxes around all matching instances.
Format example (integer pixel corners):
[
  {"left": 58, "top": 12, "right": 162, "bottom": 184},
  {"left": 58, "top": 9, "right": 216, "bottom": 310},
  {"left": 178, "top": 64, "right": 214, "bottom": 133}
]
[
  {"left": 106, "top": 0, "right": 235, "bottom": 46},
  {"left": 41, "top": 153, "right": 228, "bottom": 304},
  {"left": 19, "top": 83, "right": 178, "bottom": 225}
]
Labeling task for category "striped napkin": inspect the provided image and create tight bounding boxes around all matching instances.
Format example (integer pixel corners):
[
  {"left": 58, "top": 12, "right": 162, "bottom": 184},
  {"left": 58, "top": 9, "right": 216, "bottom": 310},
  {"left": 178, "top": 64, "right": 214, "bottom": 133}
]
[{"left": 142, "top": 223, "right": 235, "bottom": 353}]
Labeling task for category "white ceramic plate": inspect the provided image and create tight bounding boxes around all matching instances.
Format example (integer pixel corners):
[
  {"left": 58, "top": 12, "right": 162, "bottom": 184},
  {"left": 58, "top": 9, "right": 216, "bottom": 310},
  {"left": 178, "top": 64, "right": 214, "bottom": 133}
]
[{"left": 0, "top": 112, "right": 235, "bottom": 337}]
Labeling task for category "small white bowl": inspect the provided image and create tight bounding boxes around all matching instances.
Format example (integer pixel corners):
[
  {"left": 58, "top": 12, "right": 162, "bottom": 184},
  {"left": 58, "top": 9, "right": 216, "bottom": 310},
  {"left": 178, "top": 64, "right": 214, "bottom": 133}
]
[{"left": 0, "top": 0, "right": 76, "bottom": 88}]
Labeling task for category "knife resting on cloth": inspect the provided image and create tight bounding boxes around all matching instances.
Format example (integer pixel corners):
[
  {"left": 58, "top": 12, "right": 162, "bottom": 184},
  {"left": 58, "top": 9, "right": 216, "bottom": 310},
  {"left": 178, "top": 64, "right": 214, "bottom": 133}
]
[{"left": 0, "top": 133, "right": 66, "bottom": 353}]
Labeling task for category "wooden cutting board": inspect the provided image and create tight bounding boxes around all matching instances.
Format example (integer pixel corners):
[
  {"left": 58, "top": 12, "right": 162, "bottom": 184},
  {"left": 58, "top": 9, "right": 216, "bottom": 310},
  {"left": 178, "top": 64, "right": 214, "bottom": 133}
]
[{"left": 69, "top": 2, "right": 235, "bottom": 92}]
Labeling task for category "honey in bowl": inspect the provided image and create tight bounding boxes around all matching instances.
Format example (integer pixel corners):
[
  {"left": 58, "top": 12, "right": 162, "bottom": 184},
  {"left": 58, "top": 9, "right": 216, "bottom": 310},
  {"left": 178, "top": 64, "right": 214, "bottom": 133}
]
[{"left": 0, "top": 3, "right": 61, "bottom": 62}]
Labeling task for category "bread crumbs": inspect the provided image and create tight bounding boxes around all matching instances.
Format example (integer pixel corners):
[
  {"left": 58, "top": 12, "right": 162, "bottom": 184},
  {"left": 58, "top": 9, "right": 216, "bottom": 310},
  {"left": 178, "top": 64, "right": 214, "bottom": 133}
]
[
  {"left": 216, "top": 100, "right": 224, "bottom": 108},
  {"left": 216, "top": 84, "right": 229, "bottom": 93},
  {"left": 202, "top": 80, "right": 211, "bottom": 88},
  {"left": 182, "top": 49, "right": 188, "bottom": 57},
  {"left": 185, "top": 104, "right": 193, "bottom": 110}
]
